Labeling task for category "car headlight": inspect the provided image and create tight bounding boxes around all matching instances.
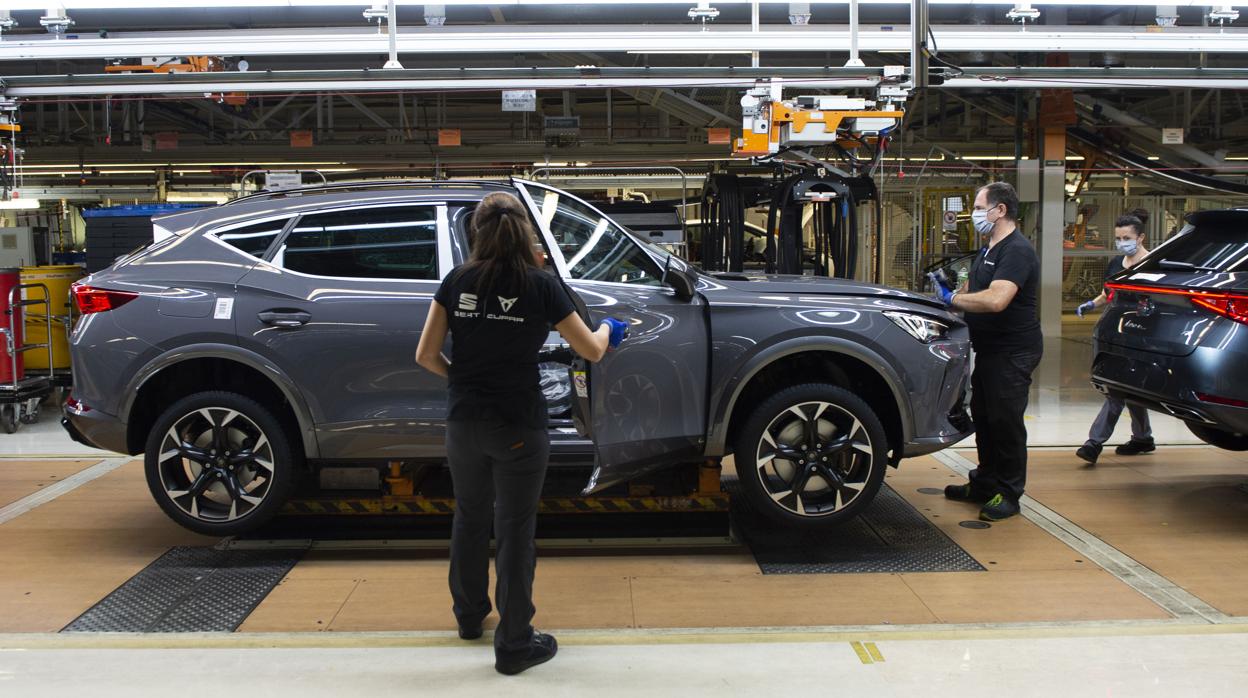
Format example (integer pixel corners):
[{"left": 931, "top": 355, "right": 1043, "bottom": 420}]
[{"left": 884, "top": 311, "right": 949, "bottom": 343}]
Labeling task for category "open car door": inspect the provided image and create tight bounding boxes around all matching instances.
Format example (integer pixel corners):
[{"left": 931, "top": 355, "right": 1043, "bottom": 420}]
[{"left": 514, "top": 179, "right": 710, "bottom": 494}]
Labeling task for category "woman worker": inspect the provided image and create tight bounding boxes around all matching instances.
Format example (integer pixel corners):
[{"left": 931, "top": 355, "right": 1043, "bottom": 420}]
[
  {"left": 416, "top": 192, "right": 628, "bottom": 674},
  {"left": 1073, "top": 210, "right": 1155, "bottom": 465}
]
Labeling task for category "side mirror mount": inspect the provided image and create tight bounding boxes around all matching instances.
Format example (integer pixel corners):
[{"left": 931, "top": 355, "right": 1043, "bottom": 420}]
[{"left": 661, "top": 255, "right": 696, "bottom": 302}]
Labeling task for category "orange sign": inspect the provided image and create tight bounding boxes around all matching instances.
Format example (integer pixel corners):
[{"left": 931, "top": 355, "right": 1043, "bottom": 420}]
[
  {"left": 155, "top": 132, "right": 179, "bottom": 150},
  {"left": 290, "top": 130, "right": 314, "bottom": 148},
  {"left": 438, "top": 129, "right": 462, "bottom": 147},
  {"left": 707, "top": 127, "right": 732, "bottom": 145}
]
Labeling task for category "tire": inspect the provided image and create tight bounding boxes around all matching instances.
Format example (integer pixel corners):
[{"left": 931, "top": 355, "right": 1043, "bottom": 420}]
[
  {"left": 733, "top": 383, "right": 889, "bottom": 530},
  {"left": 1, "top": 405, "right": 17, "bottom": 434},
  {"left": 1187, "top": 423, "right": 1248, "bottom": 452},
  {"left": 144, "top": 391, "right": 296, "bottom": 536}
]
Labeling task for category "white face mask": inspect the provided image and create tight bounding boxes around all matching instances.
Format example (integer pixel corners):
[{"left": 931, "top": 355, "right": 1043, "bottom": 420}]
[
  {"left": 1117, "top": 239, "right": 1139, "bottom": 256},
  {"left": 972, "top": 208, "right": 996, "bottom": 235}
]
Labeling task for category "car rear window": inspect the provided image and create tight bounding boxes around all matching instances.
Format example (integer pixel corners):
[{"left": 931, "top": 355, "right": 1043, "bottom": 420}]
[{"left": 1138, "top": 226, "right": 1248, "bottom": 274}]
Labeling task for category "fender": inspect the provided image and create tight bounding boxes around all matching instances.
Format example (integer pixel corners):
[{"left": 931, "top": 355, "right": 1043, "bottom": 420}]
[
  {"left": 704, "top": 336, "right": 914, "bottom": 457},
  {"left": 121, "top": 343, "right": 320, "bottom": 458}
]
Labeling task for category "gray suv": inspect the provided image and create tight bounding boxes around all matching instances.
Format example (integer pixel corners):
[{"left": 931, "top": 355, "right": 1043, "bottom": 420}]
[
  {"left": 63, "top": 179, "right": 973, "bottom": 535},
  {"left": 1093, "top": 209, "right": 1248, "bottom": 451}
]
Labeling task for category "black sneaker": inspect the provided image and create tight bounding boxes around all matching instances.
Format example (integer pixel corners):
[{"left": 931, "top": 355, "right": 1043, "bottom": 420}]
[
  {"left": 944, "top": 483, "right": 992, "bottom": 503},
  {"left": 495, "top": 632, "right": 558, "bottom": 675},
  {"left": 458, "top": 622, "right": 483, "bottom": 641},
  {"left": 979, "top": 494, "right": 1020, "bottom": 522},
  {"left": 1076, "top": 442, "right": 1102, "bottom": 465},
  {"left": 1115, "top": 438, "right": 1156, "bottom": 456}
]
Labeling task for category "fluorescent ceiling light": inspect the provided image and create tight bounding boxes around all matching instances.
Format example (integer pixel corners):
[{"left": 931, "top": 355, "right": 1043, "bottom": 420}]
[
  {"left": 18, "top": 162, "right": 346, "bottom": 169},
  {"left": 166, "top": 192, "right": 230, "bottom": 203},
  {"left": 0, "top": 199, "right": 42, "bottom": 210},
  {"left": 2, "top": 1, "right": 1228, "bottom": 8}
]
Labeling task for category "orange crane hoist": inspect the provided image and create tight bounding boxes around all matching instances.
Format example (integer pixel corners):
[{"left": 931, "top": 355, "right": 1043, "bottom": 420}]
[{"left": 734, "top": 82, "right": 903, "bottom": 158}]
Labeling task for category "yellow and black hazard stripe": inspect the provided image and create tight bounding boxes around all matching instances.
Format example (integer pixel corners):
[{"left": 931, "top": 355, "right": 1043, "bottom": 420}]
[{"left": 282, "top": 494, "right": 730, "bottom": 516}]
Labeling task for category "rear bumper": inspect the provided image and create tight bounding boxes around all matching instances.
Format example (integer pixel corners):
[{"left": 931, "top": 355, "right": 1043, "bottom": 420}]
[
  {"left": 1091, "top": 343, "right": 1248, "bottom": 435},
  {"left": 61, "top": 405, "right": 130, "bottom": 454}
]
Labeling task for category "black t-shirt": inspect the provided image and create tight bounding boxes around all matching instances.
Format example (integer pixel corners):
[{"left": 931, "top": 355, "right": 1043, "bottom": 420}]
[
  {"left": 433, "top": 265, "right": 577, "bottom": 428},
  {"left": 1104, "top": 255, "right": 1125, "bottom": 284},
  {"left": 964, "top": 230, "right": 1042, "bottom": 353}
]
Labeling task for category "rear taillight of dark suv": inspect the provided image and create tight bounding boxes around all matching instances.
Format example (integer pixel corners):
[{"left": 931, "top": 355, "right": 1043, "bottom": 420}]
[
  {"left": 71, "top": 283, "right": 140, "bottom": 314},
  {"left": 1105, "top": 282, "right": 1248, "bottom": 326}
]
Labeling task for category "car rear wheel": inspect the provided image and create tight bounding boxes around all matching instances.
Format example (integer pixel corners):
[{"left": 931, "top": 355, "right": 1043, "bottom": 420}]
[
  {"left": 143, "top": 391, "right": 296, "bottom": 535},
  {"left": 1187, "top": 423, "right": 1248, "bottom": 451},
  {"left": 733, "top": 383, "right": 888, "bottom": 530}
]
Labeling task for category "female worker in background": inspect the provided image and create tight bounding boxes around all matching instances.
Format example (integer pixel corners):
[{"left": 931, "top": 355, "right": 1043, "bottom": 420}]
[
  {"left": 416, "top": 192, "right": 628, "bottom": 675},
  {"left": 1074, "top": 211, "right": 1154, "bottom": 465}
]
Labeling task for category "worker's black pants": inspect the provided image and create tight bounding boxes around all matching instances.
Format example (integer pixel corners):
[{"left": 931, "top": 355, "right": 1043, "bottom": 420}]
[
  {"left": 968, "top": 347, "right": 1043, "bottom": 503},
  {"left": 446, "top": 420, "right": 549, "bottom": 657}
]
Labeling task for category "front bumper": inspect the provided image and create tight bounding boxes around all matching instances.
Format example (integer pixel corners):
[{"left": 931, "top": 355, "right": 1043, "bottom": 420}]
[{"left": 62, "top": 405, "right": 130, "bottom": 454}]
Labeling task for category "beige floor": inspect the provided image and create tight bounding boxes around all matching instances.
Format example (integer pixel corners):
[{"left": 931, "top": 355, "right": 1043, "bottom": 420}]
[
  {"left": 2, "top": 449, "right": 1244, "bottom": 635},
  {"left": 1024, "top": 447, "right": 1248, "bottom": 617},
  {"left": 0, "top": 459, "right": 98, "bottom": 508},
  {"left": 0, "top": 459, "right": 214, "bottom": 633}
]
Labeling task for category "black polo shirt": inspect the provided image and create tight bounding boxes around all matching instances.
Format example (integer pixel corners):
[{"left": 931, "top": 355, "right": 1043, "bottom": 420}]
[
  {"left": 433, "top": 265, "right": 577, "bottom": 428},
  {"left": 964, "top": 229, "right": 1042, "bottom": 353}
]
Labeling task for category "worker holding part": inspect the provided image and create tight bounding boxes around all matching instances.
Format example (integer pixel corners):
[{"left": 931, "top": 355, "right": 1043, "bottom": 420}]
[
  {"left": 929, "top": 182, "right": 1042, "bottom": 522},
  {"left": 1073, "top": 212, "right": 1155, "bottom": 465},
  {"left": 416, "top": 192, "right": 628, "bottom": 675}
]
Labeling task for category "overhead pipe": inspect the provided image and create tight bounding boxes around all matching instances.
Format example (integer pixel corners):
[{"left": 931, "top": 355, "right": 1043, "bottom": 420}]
[{"left": 845, "top": 0, "right": 864, "bottom": 67}]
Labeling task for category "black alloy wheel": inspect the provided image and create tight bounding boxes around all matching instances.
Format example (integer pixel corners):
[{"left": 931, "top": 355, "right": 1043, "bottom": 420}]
[
  {"left": 144, "top": 391, "right": 295, "bottom": 535},
  {"left": 734, "top": 383, "right": 888, "bottom": 529}
]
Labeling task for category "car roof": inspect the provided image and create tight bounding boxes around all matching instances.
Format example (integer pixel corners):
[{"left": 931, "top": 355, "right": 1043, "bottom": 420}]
[
  {"left": 152, "top": 179, "right": 513, "bottom": 235},
  {"left": 1187, "top": 208, "right": 1248, "bottom": 228}
]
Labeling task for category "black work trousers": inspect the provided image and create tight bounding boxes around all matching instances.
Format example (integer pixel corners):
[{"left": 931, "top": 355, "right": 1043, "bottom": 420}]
[
  {"left": 446, "top": 420, "right": 549, "bottom": 657},
  {"left": 968, "top": 347, "right": 1043, "bottom": 503}
]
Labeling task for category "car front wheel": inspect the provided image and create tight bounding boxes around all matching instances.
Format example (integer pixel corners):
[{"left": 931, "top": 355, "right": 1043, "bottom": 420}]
[
  {"left": 733, "top": 383, "right": 888, "bottom": 530},
  {"left": 143, "top": 391, "right": 296, "bottom": 535},
  {"left": 1187, "top": 423, "right": 1248, "bottom": 451}
]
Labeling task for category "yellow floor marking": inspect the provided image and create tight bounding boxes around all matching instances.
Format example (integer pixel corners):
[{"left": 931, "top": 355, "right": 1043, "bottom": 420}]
[
  {"left": 865, "top": 642, "right": 885, "bottom": 662},
  {"left": 850, "top": 641, "right": 873, "bottom": 664}
]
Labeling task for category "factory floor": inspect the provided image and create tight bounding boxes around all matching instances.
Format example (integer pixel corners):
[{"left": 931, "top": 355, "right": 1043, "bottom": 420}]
[{"left": 1, "top": 329, "right": 1245, "bottom": 696}]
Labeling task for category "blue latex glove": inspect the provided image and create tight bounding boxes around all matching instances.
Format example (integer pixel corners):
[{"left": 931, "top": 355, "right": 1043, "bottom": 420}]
[
  {"left": 601, "top": 318, "right": 629, "bottom": 348},
  {"left": 927, "top": 273, "right": 955, "bottom": 307},
  {"left": 1076, "top": 300, "right": 1096, "bottom": 318},
  {"left": 927, "top": 270, "right": 956, "bottom": 293}
]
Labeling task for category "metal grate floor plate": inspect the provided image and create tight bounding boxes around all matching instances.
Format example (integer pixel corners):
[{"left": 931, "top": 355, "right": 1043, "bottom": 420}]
[
  {"left": 729, "top": 482, "right": 985, "bottom": 575},
  {"left": 62, "top": 547, "right": 303, "bottom": 633}
]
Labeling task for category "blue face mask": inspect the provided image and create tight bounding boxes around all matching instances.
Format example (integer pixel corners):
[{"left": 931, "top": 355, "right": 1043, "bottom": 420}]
[{"left": 1116, "top": 239, "right": 1139, "bottom": 256}]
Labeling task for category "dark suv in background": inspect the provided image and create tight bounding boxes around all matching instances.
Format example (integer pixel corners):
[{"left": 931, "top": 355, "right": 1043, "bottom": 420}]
[
  {"left": 64, "top": 179, "right": 973, "bottom": 535},
  {"left": 1094, "top": 209, "right": 1248, "bottom": 451}
]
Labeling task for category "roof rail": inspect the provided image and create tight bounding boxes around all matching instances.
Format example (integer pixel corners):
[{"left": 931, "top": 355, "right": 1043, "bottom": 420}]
[{"left": 223, "top": 178, "right": 513, "bottom": 206}]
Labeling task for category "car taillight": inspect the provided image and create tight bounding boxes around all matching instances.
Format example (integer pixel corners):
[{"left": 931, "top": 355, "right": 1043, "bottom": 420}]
[
  {"left": 71, "top": 284, "right": 139, "bottom": 314},
  {"left": 1104, "top": 282, "right": 1248, "bottom": 326},
  {"left": 1195, "top": 392, "right": 1248, "bottom": 409},
  {"left": 65, "top": 393, "right": 91, "bottom": 413}
]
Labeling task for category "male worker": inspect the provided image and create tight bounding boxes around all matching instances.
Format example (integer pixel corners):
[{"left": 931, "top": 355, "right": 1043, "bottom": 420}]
[{"left": 932, "top": 182, "right": 1042, "bottom": 521}]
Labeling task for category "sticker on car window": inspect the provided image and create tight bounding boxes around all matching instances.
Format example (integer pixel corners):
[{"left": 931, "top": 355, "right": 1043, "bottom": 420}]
[
  {"left": 213, "top": 297, "right": 234, "bottom": 320},
  {"left": 1129, "top": 272, "right": 1166, "bottom": 282}
]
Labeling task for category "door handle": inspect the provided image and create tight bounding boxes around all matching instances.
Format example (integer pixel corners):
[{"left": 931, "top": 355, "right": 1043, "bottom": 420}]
[{"left": 258, "top": 310, "right": 311, "bottom": 328}]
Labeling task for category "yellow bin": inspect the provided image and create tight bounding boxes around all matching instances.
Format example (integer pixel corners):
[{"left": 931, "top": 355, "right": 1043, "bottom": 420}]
[{"left": 20, "top": 265, "right": 84, "bottom": 370}]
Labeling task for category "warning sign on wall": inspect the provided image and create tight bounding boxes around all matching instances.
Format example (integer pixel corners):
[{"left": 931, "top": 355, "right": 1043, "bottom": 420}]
[{"left": 942, "top": 210, "right": 958, "bottom": 231}]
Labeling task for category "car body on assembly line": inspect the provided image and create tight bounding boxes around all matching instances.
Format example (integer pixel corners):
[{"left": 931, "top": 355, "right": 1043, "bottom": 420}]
[
  {"left": 63, "top": 179, "right": 973, "bottom": 535},
  {"left": 1094, "top": 209, "right": 1248, "bottom": 451}
]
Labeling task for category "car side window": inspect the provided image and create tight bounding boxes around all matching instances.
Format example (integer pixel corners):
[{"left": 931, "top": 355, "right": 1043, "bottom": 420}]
[
  {"left": 216, "top": 219, "right": 288, "bottom": 259},
  {"left": 279, "top": 205, "right": 438, "bottom": 280},
  {"left": 529, "top": 188, "right": 664, "bottom": 286}
]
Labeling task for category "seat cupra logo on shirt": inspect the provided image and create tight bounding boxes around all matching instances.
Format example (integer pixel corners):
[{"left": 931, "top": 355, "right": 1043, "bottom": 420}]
[
  {"left": 458, "top": 293, "right": 478, "bottom": 311},
  {"left": 498, "top": 296, "right": 518, "bottom": 312}
]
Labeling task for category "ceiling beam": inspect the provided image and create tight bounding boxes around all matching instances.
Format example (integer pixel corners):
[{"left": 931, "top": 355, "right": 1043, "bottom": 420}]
[{"left": 4, "top": 25, "right": 1248, "bottom": 62}]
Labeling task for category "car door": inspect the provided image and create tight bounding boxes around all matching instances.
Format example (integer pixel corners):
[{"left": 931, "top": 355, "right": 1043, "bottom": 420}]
[
  {"left": 514, "top": 180, "right": 710, "bottom": 493},
  {"left": 233, "top": 201, "right": 452, "bottom": 459}
]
